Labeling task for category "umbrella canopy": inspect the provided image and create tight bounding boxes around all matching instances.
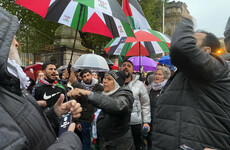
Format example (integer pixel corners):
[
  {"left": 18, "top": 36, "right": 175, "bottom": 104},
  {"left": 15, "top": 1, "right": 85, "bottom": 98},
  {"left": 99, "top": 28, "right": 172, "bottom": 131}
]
[
  {"left": 16, "top": 0, "right": 134, "bottom": 39},
  {"left": 123, "top": 0, "right": 151, "bottom": 30},
  {"left": 128, "top": 56, "right": 157, "bottom": 72},
  {"left": 16, "top": 0, "right": 135, "bottom": 71},
  {"left": 104, "top": 29, "right": 171, "bottom": 56},
  {"left": 159, "top": 55, "right": 171, "bottom": 66},
  {"left": 23, "top": 63, "right": 43, "bottom": 79},
  {"left": 57, "top": 65, "right": 68, "bottom": 72},
  {"left": 105, "top": 58, "right": 114, "bottom": 65},
  {"left": 73, "top": 54, "right": 109, "bottom": 72},
  {"left": 24, "top": 70, "right": 35, "bottom": 82}
]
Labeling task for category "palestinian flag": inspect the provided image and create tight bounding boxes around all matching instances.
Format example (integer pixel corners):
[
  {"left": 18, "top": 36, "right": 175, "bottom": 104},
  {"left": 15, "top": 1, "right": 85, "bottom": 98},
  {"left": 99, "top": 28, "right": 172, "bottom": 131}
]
[
  {"left": 122, "top": 0, "right": 151, "bottom": 30},
  {"left": 16, "top": 0, "right": 134, "bottom": 38},
  {"left": 105, "top": 38, "right": 170, "bottom": 56},
  {"left": 105, "top": 37, "right": 127, "bottom": 55},
  {"left": 104, "top": 29, "right": 171, "bottom": 56}
]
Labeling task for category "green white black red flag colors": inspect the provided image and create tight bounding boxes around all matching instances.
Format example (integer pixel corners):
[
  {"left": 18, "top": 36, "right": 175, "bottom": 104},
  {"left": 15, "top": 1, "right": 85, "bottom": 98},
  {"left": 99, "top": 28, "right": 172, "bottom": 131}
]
[
  {"left": 104, "top": 29, "right": 170, "bottom": 56},
  {"left": 16, "top": 0, "right": 134, "bottom": 38},
  {"left": 122, "top": 0, "right": 151, "bottom": 30},
  {"left": 105, "top": 0, "right": 171, "bottom": 56}
]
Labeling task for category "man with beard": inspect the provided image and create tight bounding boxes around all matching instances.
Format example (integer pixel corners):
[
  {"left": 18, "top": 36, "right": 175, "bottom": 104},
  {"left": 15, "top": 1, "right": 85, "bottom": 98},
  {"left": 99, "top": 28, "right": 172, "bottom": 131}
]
[
  {"left": 151, "top": 15, "right": 230, "bottom": 150},
  {"left": 77, "top": 69, "right": 103, "bottom": 150},
  {"left": 121, "top": 60, "right": 151, "bottom": 150},
  {"left": 0, "top": 7, "right": 82, "bottom": 149},
  {"left": 32, "top": 62, "right": 67, "bottom": 109}
]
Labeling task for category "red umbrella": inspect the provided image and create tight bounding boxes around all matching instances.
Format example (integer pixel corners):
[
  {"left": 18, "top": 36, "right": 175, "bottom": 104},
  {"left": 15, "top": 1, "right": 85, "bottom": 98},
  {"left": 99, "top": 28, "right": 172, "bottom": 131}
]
[
  {"left": 105, "top": 29, "right": 171, "bottom": 56},
  {"left": 15, "top": 0, "right": 134, "bottom": 39},
  {"left": 16, "top": 0, "right": 134, "bottom": 71},
  {"left": 24, "top": 70, "right": 35, "bottom": 82},
  {"left": 24, "top": 63, "right": 43, "bottom": 80}
]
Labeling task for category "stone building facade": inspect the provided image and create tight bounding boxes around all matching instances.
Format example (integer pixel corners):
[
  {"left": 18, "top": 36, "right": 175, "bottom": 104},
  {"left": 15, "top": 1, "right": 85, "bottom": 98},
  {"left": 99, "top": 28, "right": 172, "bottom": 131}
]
[
  {"left": 165, "top": 1, "right": 190, "bottom": 37},
  {"left": 41, "top": 25, "right": 92, "bottom": 67}
]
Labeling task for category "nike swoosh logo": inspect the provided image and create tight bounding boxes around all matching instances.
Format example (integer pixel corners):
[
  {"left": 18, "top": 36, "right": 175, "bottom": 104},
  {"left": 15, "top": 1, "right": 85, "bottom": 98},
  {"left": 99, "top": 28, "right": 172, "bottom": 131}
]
[{"left": 43, "top": 92, "right": 61, "bottom": 100}]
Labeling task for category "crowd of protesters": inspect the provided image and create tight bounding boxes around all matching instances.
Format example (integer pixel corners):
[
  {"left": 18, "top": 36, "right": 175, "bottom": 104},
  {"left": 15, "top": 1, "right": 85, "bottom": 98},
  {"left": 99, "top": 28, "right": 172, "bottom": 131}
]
[{"left": 1, "top": 6, "right": 230, "bottom": 150}]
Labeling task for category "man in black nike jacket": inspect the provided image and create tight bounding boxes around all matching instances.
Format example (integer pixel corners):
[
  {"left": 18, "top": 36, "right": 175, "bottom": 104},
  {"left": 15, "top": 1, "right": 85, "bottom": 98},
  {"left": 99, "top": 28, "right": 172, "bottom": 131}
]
[
  {"left": 32, "top": 62, "right": 67, "bottom": 135},
  {"left": 32, "top": 62, "right": 67, "bottom": 109}
]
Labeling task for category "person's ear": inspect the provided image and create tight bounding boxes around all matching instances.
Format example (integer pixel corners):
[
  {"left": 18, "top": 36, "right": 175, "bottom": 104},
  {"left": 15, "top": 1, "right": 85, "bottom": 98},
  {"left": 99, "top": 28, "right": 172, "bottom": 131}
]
[{"left": 202, "top": 46, "right": 211, "bottom": 54}]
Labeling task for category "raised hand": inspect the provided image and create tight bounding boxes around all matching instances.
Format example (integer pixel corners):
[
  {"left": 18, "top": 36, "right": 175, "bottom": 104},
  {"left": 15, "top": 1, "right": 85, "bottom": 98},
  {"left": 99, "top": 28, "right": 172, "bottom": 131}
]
[
  {"left": 67, "top": 88, "right": 91, "bottom": 98},
  {"left": 54, "top": 94, "right": 82, "bottom": 118}
]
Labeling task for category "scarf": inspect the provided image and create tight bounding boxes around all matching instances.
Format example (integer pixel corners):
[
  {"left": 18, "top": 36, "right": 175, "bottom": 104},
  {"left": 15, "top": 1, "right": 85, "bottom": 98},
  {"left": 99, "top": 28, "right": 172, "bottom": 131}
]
[
  {"left": 7, "top": 58, "right": 30, "bottom": 90},
  {"left": 81, "top": 77, "right": 97, "bottom": 91},
  {"left": 102, "top": 78, "right": 120, "bottom": 96},
  {"left": 148, "top": 79, "right": 168, "bottom": 93},
  {"left": 39, "top": 78, "right": 65, "bottom": 90}
]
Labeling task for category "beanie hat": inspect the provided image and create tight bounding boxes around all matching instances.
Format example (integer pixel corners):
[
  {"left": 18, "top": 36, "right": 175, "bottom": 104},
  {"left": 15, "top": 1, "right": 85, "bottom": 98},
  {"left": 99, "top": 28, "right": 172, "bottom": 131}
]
[{"left": 106, "top": 70, "right": 127, "bottom": 86}]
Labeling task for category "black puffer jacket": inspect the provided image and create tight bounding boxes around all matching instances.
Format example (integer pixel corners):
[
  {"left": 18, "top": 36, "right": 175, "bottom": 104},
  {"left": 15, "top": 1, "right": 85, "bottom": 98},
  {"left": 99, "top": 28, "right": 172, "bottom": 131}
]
[
  {"left": 88, "top": 86, "right": 134, "bottom": 150},
  {"left": 151, "top": 18, "right": 230, "bottom": 150},
  {"left": 0, "top": 7, "right": 81, "bottom": 150},
  {"left": 149, "top": 89, "right": 161, "bottom": 123},
  {"left": 66, "top": 81, "right": 99, "bottom": 123},
  {"left": 78, "top": 82, "right": 103, "bottom": 123}
]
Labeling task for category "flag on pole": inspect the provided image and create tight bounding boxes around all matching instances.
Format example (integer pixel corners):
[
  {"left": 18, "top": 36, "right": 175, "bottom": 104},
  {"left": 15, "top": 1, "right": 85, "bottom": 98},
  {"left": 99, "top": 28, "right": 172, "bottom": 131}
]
[
  {"left": 16, "top": 0, "right": 134, "bottom": 38},
  {"left": 118, "top": 55, "right": 123, "bottom": 63},
  {"left": 122, "top": 0, "right": 151, "bottom": 30}
]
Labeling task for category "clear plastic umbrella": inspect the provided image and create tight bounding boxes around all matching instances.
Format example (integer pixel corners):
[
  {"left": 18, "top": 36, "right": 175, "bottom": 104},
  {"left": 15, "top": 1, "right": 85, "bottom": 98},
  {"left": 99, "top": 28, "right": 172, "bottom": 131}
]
[
  {"left": 57, "top": 65, "right": 68, "bottom": 72},
  {"left": 73, "top": 54, "right": 109, "bottom": 72}
]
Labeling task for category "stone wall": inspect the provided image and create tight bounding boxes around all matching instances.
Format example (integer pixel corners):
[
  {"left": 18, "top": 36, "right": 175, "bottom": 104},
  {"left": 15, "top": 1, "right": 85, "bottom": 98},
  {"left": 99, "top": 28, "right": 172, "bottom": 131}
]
[{"left": 165, "top": 1, "right": 190, "bottom": 37}]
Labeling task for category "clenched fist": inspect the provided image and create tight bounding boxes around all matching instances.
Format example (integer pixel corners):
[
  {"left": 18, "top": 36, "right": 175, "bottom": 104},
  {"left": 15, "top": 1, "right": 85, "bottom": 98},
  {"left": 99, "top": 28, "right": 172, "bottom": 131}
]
[{"left": 54, "top": 94, "right": 82, "bottom": 118}]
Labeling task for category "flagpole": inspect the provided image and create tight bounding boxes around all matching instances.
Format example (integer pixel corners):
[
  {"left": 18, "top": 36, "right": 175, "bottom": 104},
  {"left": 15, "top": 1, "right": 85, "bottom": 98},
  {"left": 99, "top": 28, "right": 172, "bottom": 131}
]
[{"left": 139, "top": 42, "right": 142, "bottom": 80}]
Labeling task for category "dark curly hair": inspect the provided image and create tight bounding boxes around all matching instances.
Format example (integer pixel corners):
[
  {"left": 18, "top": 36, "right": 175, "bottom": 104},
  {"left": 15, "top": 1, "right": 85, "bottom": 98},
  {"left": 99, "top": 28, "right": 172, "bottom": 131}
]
[{"left": 196, "top": 30, "right": 221, "bottom": 53}]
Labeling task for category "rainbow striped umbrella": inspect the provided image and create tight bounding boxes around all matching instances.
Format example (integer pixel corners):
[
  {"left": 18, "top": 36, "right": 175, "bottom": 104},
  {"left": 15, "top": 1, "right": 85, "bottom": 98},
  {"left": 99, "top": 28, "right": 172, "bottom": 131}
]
[{"left": 104, "top": 29, "right": 171, "bottom": 56}]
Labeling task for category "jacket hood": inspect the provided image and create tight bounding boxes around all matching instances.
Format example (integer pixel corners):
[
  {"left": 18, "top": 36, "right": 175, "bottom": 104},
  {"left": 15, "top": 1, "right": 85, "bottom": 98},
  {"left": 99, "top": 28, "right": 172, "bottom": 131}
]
[{"left": 0, "top": 7, "right": 21, "bottom": 94}]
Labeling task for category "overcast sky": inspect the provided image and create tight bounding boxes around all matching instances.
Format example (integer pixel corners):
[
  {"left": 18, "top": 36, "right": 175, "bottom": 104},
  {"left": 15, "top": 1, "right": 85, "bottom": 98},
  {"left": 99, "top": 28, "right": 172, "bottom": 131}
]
[{"left": 169, "top": 0, "right": 230, "bottom": 38}]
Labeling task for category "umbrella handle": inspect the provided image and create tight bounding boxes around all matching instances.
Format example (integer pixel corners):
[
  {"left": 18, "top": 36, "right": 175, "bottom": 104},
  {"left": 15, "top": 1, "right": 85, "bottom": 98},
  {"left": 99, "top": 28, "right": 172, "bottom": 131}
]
[
  {"left": 69, "top": 4, "right": 83, "bottom": 70},
  {"left": 67, "top": 63, "right": 72, "bottom": 79}
]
